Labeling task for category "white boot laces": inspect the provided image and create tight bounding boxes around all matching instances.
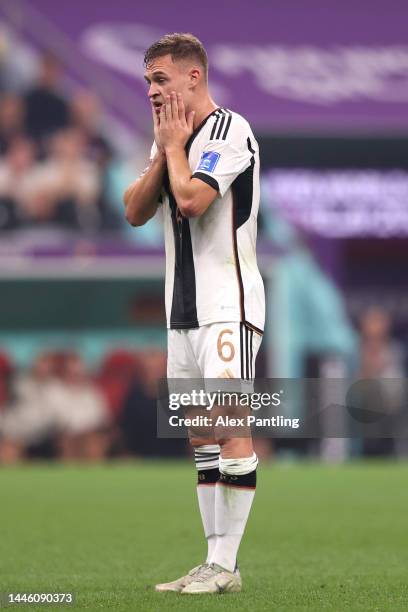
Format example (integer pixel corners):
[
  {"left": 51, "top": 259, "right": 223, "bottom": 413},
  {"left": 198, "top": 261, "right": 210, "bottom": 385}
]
[{"left": 194, "top": 563, "right": 221, "bottom": 583}]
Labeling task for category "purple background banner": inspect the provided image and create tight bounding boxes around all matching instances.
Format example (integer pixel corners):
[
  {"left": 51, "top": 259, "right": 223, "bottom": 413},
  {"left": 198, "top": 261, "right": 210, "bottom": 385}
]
[{"left": 1, "top": 0, "right": 408, "bottom": 133}]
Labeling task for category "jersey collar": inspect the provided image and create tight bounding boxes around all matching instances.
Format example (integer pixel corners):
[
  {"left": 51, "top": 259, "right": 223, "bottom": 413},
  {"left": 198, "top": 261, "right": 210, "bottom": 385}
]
[{"left": 185, "top": 107, "right": 222, "bottom": 154}]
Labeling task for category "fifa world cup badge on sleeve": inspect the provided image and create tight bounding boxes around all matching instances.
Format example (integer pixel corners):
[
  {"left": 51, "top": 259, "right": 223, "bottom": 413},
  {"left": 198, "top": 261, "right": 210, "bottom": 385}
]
[{"left": 197, "top": 151, "right": 220, "bottom": 173}]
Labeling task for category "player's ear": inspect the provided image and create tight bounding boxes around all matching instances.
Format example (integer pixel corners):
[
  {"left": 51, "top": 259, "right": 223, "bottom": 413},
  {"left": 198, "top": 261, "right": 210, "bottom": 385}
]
[{"left": 188, "top": 67, "right": 201, "bottom": 89}]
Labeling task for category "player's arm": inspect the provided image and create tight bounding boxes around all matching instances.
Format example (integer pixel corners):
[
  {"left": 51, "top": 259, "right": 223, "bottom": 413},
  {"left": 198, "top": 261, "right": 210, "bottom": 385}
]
[
  {"left": 123, "top": 150, "right": 166, "bottom": 226},
  {"left": 161, "top": 92, "right": 217, "bottom": 218},
  {"left": 165, "top": 145, "right": 217, "bottom": 218},
  {"left": 123, "top": 109, "right": 166, "bottom": 226}
]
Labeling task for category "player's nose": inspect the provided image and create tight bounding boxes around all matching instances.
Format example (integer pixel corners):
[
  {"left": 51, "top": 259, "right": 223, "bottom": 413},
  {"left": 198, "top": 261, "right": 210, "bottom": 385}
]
[{"left": 148, "top": 83, "right": 159, "bottom": 98}]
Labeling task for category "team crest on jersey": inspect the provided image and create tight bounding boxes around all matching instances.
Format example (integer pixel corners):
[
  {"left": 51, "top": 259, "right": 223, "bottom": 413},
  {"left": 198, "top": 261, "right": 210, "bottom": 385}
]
[{"left": 197, "top": 151, "right": 220, "bottom": 173}]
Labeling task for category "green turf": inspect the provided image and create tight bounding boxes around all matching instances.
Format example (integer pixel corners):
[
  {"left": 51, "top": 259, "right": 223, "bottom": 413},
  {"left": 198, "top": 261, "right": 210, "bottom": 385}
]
[{"left": 1, "top": 461, "right": 408, "bottom": 611}]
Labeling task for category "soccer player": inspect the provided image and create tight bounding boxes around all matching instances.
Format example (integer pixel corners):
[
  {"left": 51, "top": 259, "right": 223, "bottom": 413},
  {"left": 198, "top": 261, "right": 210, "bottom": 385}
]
[{"left": 124, "top": 33, "right": 265, "bottom": 595}]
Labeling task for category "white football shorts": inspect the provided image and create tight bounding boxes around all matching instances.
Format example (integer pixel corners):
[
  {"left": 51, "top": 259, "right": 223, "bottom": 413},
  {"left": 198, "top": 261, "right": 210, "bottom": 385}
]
[{"left": 167, "top": 321, "right": 262, "bottom": 380}]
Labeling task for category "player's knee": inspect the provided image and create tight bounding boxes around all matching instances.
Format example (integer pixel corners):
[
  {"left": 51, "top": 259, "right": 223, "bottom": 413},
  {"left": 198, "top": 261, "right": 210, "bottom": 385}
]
[
  {"left": 218, "top": 437, "right": 254, "bottom": 457},
  {"left": 189, "top": 436, "right": 217, "bottom": 447}
]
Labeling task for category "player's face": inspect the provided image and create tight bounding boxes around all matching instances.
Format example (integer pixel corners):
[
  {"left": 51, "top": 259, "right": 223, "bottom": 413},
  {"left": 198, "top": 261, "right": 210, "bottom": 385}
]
[{"left": 144, "top": 54, "right": 194, "bottom": 116}]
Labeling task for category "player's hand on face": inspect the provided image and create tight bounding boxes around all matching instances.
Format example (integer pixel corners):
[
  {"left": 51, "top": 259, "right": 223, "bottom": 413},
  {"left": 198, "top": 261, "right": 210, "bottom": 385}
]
[
  {"left": 159, "top": 92, "right": 195, "bottom": 152},
  {"left": 152, "top": 105, "right": 165, "bottom": 154}
]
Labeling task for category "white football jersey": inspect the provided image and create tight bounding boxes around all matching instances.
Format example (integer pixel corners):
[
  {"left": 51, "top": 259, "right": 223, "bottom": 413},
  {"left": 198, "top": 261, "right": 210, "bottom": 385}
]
[{"left": 150, "top": 108, "right": 265, "bottom": 334}]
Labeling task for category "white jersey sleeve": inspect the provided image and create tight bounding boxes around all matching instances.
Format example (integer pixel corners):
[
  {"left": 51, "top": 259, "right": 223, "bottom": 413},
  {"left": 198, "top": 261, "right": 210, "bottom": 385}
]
[
  {"left": 149, "top": 140, "right": 158, "bottom": 161},
  {"left": 139, "top": 141, "right": 158, "bottom": 177},
  {"left": 191, "top": 114, "right": 254, "bottom": 197},
  {"left": 139, "top": 140, "right": 163, "bottom": 205}
]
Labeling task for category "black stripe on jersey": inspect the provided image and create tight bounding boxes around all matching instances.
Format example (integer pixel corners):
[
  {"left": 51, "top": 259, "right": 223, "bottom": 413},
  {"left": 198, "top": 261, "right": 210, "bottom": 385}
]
[
  {"left": 231, "top": 137, "right": 255, "bottom": 229},
  {"left": 240, "top": 323, "right": 244, "bottom": 380},
  {"left": 250, "top": 329, "right": 253, "bottom": 379},
  {"left": 231, "top": 139, "right": 265, "bottom": 336},
  {"left": 169, "top": 190, "right": 199, "bottom": 328},
  {"left": 239, "top": 325, "right": 255, "bottom": 381},
  {"left": 245, "top": 321, "right": 264, "bottom": 336},
  {"left": 247, "top": 137, "right": 256, "bottom": 156},
  {"left": 192, "top": 171, "right": 219, "bottom": 193},
  {"left": 169, "top": 107, "right": 221, "bottom": 329},
  {"left": 221, "top": 111, "right": 232, "bottom": 140},
  {"left": 231, "top": 137, "right": 256, "bottom": 322},
  {"left": 215, "top": 112, "right": 226, "bottom": 140},
  {"left": 187, "top": 107, "right": 222, "bottom": 150},
  {"left": 232, "top": 198, "right": 246, "bottom": 323},
  {"left": 210, "top": 110, "right": 222, "bottom": 140},
  {"left": 245, "top": 325, "right": 250, "bottom": 380},
  {"left": 239, "top": 323, "right": 252, "bottom": 381}
]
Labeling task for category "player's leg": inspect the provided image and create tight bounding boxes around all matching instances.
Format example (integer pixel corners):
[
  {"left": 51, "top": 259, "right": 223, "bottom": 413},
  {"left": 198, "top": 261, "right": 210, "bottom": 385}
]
[
  {"left": 182, "top": 323, "right": 261, "bottom": 594},
  {"left": 156, "top": 331, "right": 216, "bottom": 592},
  {"left": 188, "top": 435, "right": 219, "bottom": 564},
  {"left": 184, "top": 439, "right": 257, "bottom": 594},
  {"left": 211, "top": 438, "right": 258, "bottom": 572},
  {"left": 167, "top": 331, "right": 223, "bottom": 568}
]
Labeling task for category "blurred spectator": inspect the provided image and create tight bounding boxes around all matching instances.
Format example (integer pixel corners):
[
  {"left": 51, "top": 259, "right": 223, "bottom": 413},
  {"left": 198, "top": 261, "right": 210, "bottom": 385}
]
[
  {"left": 70, "top": 90, "right": 122, "bottom": 230},
  {"left": 120, "top": 349, "right": 186, "bottom": 457},
  {"left": 56, "top": 353, "right": 110, "bottom": 462},
  {"left": 70, "top": 90, "right": 113, "bottom": 168},
  {"left": 22, "top": 128, "right": 101, "bottom": 227},
  {"left": 0, "top": 25, "right": 37, "bottom": 91},
  {"left": 0, "top": 50, "right": 153, "bottom": 236},
  {"left": 0, "top": 352, "right": 111, "bottom": 464},
  {"left": 0, "top": 352, "right": 14, "bottom": 411},
  {"left": 359, "top": 306, "right": 405, "bottom": 378},
  {"left": 358, "top": 306, "right": 407, "bottom": 457},
  {"left": 0, "top": 354, "right": 63, "bottom": 463},
  {"left": 24, "top": 51, "right": 69, "bottom": 143},
  {"left": 97, "top": 349, "right": 141, "bottom": 420},
  {"left": 0, "top": 136, "right": 36, "bottom": 229},
  {"left": 0, "top": 93, "right": 25, "bottom": 154}
]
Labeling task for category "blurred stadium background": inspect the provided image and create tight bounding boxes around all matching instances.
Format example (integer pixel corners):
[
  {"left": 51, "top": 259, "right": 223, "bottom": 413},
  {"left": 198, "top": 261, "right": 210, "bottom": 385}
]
[
  {"left": 2, "top": 2, "right": 408, "bottom": 610},
  {"left": 0, "top": 0, "right": 407, "bottom": 466}
]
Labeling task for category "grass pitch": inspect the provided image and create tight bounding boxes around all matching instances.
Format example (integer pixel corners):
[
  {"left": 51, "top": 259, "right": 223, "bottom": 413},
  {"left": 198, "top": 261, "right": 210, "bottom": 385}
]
[{"left": 1, "top": 461, "right": 408, "bottom": 611}]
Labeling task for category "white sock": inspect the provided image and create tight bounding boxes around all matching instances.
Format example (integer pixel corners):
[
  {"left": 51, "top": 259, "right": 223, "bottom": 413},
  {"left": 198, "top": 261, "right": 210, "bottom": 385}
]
[
  {"left": 194, "top": 444, "right": 220, "bottom": 564},
  {"left": 196, "top": 485, "right": 217, "bottom": 563},
  {"left": 211, "top": 453, "right": 258, "bottom": 572}
]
